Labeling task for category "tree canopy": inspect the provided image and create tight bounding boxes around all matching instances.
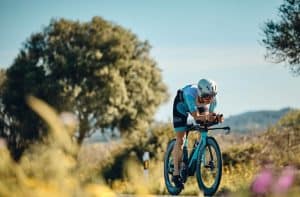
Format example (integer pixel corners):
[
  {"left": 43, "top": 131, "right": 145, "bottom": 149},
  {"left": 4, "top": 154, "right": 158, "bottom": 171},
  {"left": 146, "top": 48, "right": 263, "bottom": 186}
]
[
  {"left": 262, "top": 0, "right": 300, "bottom": 75},
  {"left": 0, "top": 69, "right": 6, "bottom": 140},
  {"left": 0, "top": 69, "right": 5, "bottom": 86},
  {"left": 0, "top": 17, "right": 168, "bottom": 159}
]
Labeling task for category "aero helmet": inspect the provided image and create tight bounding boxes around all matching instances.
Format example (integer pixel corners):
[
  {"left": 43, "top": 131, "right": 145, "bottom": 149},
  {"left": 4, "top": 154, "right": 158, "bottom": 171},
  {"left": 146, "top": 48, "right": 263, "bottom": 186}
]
[{"left": 197, "top": 79, "right": 217, "bottom": 97}]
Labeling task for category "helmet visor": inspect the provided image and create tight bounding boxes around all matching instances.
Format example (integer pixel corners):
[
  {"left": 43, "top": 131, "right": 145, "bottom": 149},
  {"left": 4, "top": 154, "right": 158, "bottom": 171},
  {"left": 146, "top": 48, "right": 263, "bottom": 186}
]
[{"left": 201, "top": 92, "right": 216, "bottom": 99}]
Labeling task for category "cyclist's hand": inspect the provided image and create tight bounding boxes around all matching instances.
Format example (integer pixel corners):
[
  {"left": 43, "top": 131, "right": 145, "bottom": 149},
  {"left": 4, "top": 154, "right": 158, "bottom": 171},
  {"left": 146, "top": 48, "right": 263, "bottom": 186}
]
[
  {"left": 208, "top": 113, "right": 217, "bottom": 122},
  {"left": 216, "top": 114, "right": 224, "bottom": 123},
  {"left": 197, "top": 114, "right": 208, "bottom": 122}
]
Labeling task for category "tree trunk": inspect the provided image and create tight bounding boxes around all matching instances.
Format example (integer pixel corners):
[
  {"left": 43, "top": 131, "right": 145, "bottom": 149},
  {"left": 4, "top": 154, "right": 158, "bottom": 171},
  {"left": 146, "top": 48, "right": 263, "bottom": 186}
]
[{"left": 77, "top": 116, "right": 88, "bottom": 145}]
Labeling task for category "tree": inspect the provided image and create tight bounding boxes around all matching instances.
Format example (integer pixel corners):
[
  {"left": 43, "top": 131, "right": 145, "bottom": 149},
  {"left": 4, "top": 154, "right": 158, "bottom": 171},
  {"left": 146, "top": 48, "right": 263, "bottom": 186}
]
[
  {"left": 1, "top": 17, "right": 168, "bottom": 159},
  {"left": 0, "top": 69, "right": 7, "bottom": 133},
  {"left": 278, "top": 109, "right": 300, "bottom": 129},
  {"left": 262, "top": 0, "right": 300, "bottom": 75},
  {"left": 0, "top": 69, "right": 5, "bottom": 86},
  {"left": 0, "top": 69, "right": 6, "bottom": 136}
]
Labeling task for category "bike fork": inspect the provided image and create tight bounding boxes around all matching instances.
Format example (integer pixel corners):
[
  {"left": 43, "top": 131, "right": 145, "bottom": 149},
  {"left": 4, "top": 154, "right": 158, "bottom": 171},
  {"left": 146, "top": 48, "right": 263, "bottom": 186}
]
[{"left": 200, "top": 131, "right": 208, "bottom": 166}]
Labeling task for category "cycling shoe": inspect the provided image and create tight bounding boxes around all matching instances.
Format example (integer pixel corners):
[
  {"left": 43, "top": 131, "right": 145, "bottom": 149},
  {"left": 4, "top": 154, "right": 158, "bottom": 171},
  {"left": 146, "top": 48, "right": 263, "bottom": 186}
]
[{"left": 172, "top": 175, "right": 184, "bottom": 189}]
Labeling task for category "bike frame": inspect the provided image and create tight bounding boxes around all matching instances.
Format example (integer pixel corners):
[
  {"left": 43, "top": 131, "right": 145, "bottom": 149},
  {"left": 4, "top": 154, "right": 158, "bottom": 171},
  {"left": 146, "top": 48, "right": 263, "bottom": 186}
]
[{"left": 183, "top": 125, "right": 230, "bottom": 176}]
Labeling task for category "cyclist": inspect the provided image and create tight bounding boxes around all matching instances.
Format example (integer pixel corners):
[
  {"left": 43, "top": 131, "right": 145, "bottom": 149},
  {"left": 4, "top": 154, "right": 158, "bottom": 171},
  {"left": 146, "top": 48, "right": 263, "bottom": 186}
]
[{"left": 172, "top": 78, "right": 223, "bottom": 188}]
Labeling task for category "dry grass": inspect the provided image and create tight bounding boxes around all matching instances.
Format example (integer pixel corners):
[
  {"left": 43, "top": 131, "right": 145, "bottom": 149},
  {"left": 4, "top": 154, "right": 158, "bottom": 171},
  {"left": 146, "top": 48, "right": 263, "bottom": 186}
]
[
  {"left": 1, "top": 97, "right": 299, "bottom": 196},
  {"left": 80, "top": 125, "right": 300, "bottom": 196},
  {"left": 0, "top": 96, "right": 116, "bottom": 197}
]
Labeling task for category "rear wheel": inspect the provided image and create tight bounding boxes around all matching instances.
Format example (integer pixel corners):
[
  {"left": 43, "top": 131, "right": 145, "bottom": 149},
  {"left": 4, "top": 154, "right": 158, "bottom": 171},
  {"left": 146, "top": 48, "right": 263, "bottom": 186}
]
[
  {"left": 196, "top": 137, "right": 222, "bottom": 196},
  {"left": 164, "top": 139, "right": 182, "bottom": 195}
]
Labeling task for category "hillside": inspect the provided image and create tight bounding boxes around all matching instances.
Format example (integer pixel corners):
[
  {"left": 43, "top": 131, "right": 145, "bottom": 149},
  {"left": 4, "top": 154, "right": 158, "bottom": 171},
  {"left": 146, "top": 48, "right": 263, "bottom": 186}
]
[
  {"left": 84, "top": 107, "right": 294, "bottom": 143},
  {"left": 221, "top": 107, "right": 292, "bottom": 133}
]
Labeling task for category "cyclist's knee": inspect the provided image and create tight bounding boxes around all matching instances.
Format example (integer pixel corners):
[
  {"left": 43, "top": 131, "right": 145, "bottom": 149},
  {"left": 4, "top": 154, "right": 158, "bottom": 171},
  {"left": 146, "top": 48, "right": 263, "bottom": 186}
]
[
  {"left": 175, "top": 132, "right": 185, "bottom": 146},
  {"left": 176, "top": 138, "right": 183, "bottom": 146}
]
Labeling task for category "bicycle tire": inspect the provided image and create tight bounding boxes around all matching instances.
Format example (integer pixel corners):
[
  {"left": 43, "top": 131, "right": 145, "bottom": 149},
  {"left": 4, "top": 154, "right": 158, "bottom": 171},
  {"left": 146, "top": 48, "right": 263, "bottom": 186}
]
[
  {"left": 163, "top": 139, "right": 182, "bottom": 195},
  {"left": 196, "top": 136, "right": 222, "bottom": 196}
]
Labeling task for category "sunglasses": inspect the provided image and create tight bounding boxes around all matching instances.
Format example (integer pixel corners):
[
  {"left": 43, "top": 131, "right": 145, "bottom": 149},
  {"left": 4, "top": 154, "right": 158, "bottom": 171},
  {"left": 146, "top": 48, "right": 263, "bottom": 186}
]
[{"left": 201, "top": 93, "right": 215, "bottom": 99}]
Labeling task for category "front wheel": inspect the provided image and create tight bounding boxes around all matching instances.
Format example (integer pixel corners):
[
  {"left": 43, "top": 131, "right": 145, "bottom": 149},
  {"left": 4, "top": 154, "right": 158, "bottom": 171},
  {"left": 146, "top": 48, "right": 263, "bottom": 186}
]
[
  {"left": 196, "top": 137, "right": 222, "bottom": 196},
  {"left": 164, "top": 139, "right": 182, "bottom": 195}
]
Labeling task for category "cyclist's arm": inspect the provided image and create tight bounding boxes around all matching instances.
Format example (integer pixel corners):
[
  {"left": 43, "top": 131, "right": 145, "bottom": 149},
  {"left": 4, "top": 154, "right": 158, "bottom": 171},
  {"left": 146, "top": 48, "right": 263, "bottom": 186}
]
[
  {"left": 209, "top": 96, "right": 217, "bottom": 113},
  {"left": 192, "top": 111, "right": 223, "bottom": 123},
  {"left": 209, "top": 96, "right": 224, "bottom": 122},
  {"left": 192, "top": 96, "right": 221, "bottom": 122},
  {"left": 183, "top": 92, "right": 207, "bottom": 121},
  {"left": 191, "top": 111, "right": 208, "bottom": 121}
]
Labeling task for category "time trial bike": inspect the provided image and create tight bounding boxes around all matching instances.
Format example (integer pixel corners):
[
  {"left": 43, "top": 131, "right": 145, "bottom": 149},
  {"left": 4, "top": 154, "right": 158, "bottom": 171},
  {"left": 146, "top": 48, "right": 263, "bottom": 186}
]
[{"left": 164, "top": 120, "right": 230, "bottom": 196}]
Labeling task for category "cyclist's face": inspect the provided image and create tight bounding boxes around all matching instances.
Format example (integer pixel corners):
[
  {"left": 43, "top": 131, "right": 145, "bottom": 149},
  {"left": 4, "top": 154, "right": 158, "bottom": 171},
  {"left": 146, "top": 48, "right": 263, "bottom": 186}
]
[{"left": 199, "top": 95, "right": 213, "bottom": 104}]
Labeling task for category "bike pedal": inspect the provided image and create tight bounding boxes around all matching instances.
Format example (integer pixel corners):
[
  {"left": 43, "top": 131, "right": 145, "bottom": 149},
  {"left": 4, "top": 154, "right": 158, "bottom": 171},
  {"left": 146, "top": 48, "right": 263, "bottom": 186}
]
[
  {"left": 172, "top": 175, "right": 184, "bottom": 189},
  {"left": 177, "top": 182, "right": 184, "bottom": 189},
  {"left": 180, "top": 183, "right": 185, "bottom": 189}
]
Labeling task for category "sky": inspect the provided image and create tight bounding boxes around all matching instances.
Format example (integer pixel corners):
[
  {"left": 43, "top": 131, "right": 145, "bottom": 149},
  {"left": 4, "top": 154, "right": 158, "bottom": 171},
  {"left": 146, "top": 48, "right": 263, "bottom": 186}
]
[{"left": 1, "top": 0, "right": 300, "bottom": 122}]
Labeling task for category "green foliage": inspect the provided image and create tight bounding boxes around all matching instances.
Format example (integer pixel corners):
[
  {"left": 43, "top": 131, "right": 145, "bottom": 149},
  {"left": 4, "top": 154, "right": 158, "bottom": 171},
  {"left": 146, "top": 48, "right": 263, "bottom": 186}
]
[
  {"left": 0, "top": 69, "right": 5, "bottom": 88},
  {"left": 146, "top": 122, "right": 174, "bottom": 160},
  {"left": 265, "top": 110, "right": 300, "bottom": 166},
  {"left": 0, "top": 69, "right": 6, "bottom": 139},
  {"left": 222, "top": 143, "right": 262, "bottom": 166},
  {"left": 98, "top": 122, "right": 171, "bottom": 181},
  {"left": 277, "top": 109, "right": 300, "bottom": 129},
  {"left": 0, "top": 16, "right": 168, "bottom": 159},
  {"left": 262, "top": 0, "right": 300, "bottom": 75},
  {"left": 0, "top": 96, "right": 118, "bottom": 197},
  {"left": 81, "top": 110, "right": 300, "bottom": 195},
  {"left": 221, "top": 110, "right": 300, "bottom": 168}
]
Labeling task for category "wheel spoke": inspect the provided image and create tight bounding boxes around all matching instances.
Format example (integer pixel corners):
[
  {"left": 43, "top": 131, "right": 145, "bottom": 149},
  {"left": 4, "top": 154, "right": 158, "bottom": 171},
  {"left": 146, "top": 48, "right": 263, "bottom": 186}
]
[
  {"left": 198, "top": 141, "right": 221, "bottom": 189},
  {"left": 197, "top": 137, "right": 222, "bottom": 195}
]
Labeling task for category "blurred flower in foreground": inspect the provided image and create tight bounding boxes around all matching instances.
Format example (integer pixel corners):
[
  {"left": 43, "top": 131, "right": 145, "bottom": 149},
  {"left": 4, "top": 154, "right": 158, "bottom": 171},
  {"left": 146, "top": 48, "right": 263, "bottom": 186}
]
[
  {"left": 250, "top": 160, "right": 296, "bottom": 197},
  {"left": 272, "top": 165, "right": 296, "bottom": 195},
  {"left": 251, "top": 167, "right": 273, "bottom": 195}
]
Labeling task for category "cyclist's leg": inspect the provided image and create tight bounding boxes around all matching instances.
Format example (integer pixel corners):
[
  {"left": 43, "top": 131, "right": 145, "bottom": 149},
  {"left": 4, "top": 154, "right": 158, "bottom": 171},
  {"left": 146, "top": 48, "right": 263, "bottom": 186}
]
[
  {"left": 172, "top": 92, "right": 188, "bottom": 187},
  {"left": 172, "top": 131, "right": 186, "bottom": 176}
]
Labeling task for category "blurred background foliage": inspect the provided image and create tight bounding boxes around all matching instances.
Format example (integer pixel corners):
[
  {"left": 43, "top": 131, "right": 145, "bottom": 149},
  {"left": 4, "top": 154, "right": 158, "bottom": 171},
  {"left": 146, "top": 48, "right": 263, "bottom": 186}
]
[
  {"left": 0, "top": 16, "right": 168, "bottom": 160},
  {"left": 80, "top": 109, "right": 300, "bottom": 195},
  {"left": 0, "top": 97, "right": 116, "bottom": 197},
  {"left": 262, "top": 0, "right": 300, "bottom": 75}
]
